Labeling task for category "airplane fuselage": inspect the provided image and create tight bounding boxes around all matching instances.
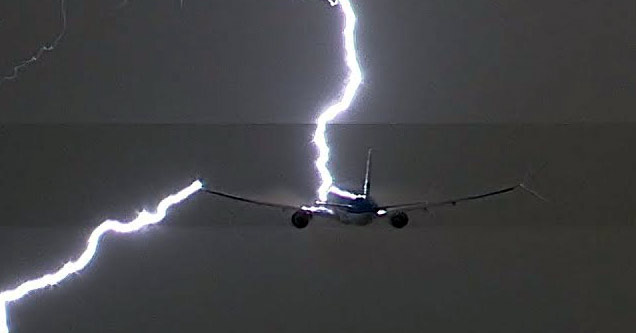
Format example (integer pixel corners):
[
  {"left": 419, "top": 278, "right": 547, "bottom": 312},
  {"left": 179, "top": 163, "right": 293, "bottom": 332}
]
[{"left": 323, "top": 196, "right": 380, "bottom": 225}]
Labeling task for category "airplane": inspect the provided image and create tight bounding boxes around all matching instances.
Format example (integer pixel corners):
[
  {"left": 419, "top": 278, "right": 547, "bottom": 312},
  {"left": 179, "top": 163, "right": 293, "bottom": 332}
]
[{"left": 202, "top": 149, "right": 544, "bottom": 229}]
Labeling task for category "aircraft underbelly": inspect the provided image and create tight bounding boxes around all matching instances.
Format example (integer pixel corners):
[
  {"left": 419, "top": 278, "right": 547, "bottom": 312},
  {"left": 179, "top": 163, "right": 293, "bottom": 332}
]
[{"left": 338, "top": 212, "right": 374, "bottom": 225}]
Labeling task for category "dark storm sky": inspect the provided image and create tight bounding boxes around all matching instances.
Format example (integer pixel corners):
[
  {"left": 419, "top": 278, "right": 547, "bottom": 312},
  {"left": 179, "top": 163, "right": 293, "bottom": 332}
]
[
  {"left": 1, "top": 0, "right": 635, "bottom": 123},
  {"left": 2, "top": 1, "right": 636, "bottom": 332}
]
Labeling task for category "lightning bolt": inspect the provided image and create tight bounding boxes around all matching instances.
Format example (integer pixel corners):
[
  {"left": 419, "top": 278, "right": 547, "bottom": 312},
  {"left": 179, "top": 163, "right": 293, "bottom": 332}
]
[
  {"left": 313, "top": 0, "right": 365, "bottom": 203},
  {"left": 2, "top": 0, "right": 363, "bottom": 203},
  {"left": 0, "top": 180, "right": 202, "bottom": 333},
  {"left": 0, "top": 0, "right": 366, "bottom": 330},
  {"left": 0, "top": 0, "right": 68, "bottom": 86}
]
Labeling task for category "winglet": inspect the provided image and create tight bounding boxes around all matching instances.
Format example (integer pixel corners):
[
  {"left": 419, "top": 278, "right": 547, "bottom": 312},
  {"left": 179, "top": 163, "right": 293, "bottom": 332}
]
[
  {"left": 519, "top": 183, "right": 548, "bottom": 202},
  {"left": 519, "top": 162, "right": 549, "bottom": 202}
]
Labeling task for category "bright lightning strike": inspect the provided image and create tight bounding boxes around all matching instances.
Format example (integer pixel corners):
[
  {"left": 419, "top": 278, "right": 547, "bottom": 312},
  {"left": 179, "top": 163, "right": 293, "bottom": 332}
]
[
  {"left": 0, "top": 180, "right": 202, "bottom": 333},
  {"left": 0, "top": 0, "right": 67, "bottom": 86},
  {"left": 301, "top": 205, "right": 334, "bottom": 214},
  {"left": 1, "top": 0, "right": 365, "bottom": 330},
  {"left": 313, "top": 0, "right": 364, "bottom": 203}
]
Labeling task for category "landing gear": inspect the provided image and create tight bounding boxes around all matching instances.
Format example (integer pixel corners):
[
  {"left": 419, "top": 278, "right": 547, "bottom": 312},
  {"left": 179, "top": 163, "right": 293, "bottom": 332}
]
[
  {"left": 291, "top": 210, "right": 313, "bottom": 229},
  {"left": 389, "top": 211, "right": 408, "bottom": 228}
]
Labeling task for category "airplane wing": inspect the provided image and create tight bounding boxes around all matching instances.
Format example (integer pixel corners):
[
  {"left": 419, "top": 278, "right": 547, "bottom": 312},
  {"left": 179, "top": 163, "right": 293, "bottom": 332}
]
[
  {"left": 202, "top": 188, "right": 301, "bottom": 211},
  {"left": 202, "top": 188, "right": 354, "bottom": 212},
  {"left": 377, "top": 183, "right": 540, "bottom": 213}
]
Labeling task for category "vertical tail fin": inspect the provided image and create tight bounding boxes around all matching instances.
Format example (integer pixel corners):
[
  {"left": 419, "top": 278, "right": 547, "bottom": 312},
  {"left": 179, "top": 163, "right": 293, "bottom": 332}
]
[{"left": 363, "top": 148, "right": 372, "bottom": 196}]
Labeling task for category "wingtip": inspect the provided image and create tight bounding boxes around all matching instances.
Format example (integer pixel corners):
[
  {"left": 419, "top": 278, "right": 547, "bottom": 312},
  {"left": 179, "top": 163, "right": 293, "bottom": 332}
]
[
  {"left": 519, "top": 183, "right": 549, "bottom": 202},
  {"left": 518, "top": 162, "right": 549, "bottom": 202}
]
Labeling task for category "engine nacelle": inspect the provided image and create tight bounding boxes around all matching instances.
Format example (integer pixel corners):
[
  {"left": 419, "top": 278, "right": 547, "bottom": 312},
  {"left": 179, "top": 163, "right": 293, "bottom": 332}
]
[
  {"left": 389, "top": 211, "right": 408, "bottom": 228},
  {"left": 291, "top": 210, "right": 313, "bottom": 229}
]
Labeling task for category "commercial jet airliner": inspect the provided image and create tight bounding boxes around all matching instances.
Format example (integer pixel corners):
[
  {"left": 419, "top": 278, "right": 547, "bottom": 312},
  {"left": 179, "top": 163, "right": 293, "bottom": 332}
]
[{"left": 203, "top": 150, "right": 543, "bottom": 228}]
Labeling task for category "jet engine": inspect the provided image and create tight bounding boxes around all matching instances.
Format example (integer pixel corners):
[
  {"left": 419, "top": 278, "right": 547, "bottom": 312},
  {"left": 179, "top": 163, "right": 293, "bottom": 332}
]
[
  {"left": 389, "top": 211, "right": 408, "bottom": 228},
  {"left": 291, "top": 210, "right": 313, "bottom": 229}
]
